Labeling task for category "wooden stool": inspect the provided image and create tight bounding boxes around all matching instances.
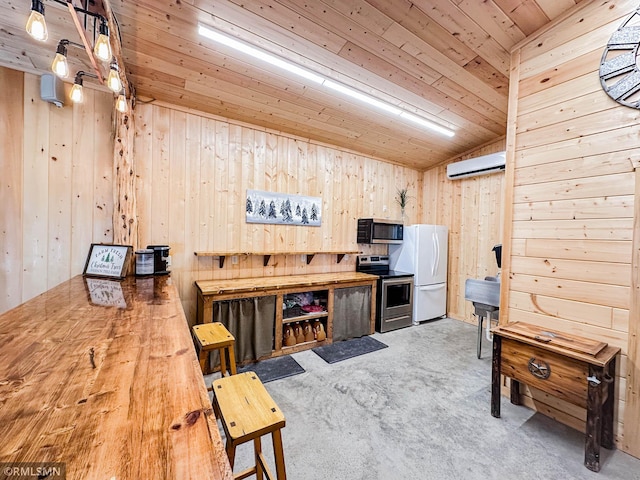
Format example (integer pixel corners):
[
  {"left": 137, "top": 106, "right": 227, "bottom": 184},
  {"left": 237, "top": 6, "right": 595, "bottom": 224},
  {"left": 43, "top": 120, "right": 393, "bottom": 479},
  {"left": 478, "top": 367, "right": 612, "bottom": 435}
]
[
  {"left": 213, "top": 372, "right": 287, "bottom": 480},
  {"left": 192, "top": 322, "right": 237, "bottom": 377}
]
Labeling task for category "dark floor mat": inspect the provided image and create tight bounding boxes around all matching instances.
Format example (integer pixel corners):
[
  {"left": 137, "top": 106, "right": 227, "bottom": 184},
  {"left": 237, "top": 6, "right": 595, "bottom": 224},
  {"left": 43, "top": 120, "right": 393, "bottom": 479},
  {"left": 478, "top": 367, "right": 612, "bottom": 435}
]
[
  {"left": 312, "top": 336, "right": 388, "bottom": 364},
  {"left": 239, "top": 355, "right": 305, "bottom": 383}
]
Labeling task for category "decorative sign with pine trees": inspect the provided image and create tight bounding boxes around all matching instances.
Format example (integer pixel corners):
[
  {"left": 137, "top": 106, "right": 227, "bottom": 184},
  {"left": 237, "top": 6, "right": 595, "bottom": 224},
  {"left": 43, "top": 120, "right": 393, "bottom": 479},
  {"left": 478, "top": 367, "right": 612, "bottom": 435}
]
[
  {"left": 246, "top": 189, "right": 321, "bottom": 226},
  {"left": 83, "top": 244, "right": 132, "bottom": 279}
]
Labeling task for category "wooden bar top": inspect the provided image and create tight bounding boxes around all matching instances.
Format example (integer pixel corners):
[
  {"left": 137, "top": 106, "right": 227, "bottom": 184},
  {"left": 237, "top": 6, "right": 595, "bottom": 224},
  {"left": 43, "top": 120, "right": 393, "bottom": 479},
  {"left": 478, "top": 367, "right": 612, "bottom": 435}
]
[
  {"left": 196, "top": 271, "right": 378, "bottom": 296},
  {"left": 0, "top": 275, "right": 233, "bottom": 480}
]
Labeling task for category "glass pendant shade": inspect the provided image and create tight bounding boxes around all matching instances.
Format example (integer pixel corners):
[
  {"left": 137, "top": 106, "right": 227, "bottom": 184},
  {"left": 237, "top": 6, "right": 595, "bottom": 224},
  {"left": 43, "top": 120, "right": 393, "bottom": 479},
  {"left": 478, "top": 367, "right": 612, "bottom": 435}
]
[
  {"left": 94, "top": 34, "right": 112, "bottom": 62},
  {"left": 116, "top": 94, "right": 127, "bottom": 113},
  {"left": 70, "top": 83, "right": 84, "bottom": 103},
  {"left": 26, "top": 10, "right": 47, "bottom": 41},
  {"left": 51, "top": 53, "right": 69, "bottom": 78},
  {"left": 107, "top": 68, "right": 122, "bottom": 93}
]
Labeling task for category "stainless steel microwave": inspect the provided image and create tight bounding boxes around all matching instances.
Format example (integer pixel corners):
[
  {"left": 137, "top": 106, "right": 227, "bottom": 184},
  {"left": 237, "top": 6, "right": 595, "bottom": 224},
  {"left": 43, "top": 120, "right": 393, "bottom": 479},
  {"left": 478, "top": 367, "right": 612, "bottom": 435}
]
[{"left": 357, "top": 218, "right": 403, "bottom": 244}]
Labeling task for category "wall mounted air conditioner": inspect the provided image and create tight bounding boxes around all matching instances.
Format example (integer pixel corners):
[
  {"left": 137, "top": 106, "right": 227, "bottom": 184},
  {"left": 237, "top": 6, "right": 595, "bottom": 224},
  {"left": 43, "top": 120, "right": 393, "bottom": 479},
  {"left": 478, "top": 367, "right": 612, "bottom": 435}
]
[{"left": 446, "top": 151, "right": 506, "bottom": 180}]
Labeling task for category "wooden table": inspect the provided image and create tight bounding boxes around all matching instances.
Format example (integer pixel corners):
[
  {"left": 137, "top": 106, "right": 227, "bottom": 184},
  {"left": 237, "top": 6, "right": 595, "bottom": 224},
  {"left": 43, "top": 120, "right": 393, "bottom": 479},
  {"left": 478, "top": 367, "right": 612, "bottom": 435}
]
[
  {"left": 491, "top": 322, "right": 620, "bottom": 472},
  {"left": 196, "top": 271, "right": 378, "bottom": 325},
  {"left": 0, "top": 275, "right": 233, "bottom": 480}
]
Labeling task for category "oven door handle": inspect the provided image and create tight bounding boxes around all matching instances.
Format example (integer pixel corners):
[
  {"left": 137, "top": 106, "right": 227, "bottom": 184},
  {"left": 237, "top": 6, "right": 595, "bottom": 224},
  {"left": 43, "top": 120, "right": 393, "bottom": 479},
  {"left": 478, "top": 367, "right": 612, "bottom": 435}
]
[{"left": 382, "top": 277, "right": 414, "bottom": 286}]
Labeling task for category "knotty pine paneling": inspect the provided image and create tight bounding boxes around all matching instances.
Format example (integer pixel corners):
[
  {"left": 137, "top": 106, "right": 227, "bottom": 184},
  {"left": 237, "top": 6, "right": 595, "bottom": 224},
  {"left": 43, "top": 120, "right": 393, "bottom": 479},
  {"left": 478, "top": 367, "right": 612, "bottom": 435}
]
[
  {"left": 0, "top": 68, "right": 113, "bottom": 315},
  {"left": 505, "top": 1, "right": 639, "bottom": 454},
  {"left": 133, "top": 103, "right": 420, "bottom": 324},
  {"left": 422, "top": 138, "right": 506, "bottom": 325}
]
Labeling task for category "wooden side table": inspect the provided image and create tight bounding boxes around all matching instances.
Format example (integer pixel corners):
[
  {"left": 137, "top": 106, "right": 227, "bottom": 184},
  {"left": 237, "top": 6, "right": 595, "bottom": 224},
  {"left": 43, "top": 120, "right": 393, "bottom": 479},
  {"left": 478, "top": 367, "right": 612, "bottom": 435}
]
[{"left": 491, "top": 322, "right": 620, "bottom": 472}]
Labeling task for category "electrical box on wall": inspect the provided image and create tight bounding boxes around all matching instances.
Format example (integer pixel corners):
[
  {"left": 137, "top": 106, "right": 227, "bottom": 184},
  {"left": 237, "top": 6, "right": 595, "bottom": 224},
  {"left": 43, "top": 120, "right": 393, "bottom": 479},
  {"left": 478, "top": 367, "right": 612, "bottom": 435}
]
[{"left": 40, "top": 73, "right": 65, "bottom": 108}]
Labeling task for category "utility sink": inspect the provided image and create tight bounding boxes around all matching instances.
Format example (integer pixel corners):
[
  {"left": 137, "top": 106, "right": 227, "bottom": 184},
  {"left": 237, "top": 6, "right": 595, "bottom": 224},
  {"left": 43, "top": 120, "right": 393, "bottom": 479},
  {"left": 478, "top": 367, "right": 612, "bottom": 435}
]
[
  {"left": 464, "top": 277, "right": 500, "bottom": 308},
  {"left": 464, "top": 277, "right": 501, "bottom": 358}
]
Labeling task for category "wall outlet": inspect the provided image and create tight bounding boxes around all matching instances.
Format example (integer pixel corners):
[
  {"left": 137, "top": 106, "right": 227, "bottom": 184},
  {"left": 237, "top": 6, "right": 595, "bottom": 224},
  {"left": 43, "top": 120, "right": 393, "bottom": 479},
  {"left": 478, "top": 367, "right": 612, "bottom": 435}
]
[
  {"left": 231, "top": 255, "right": 238, "bottom": 264},
  {"left": 301, "top": 254, "right": 306, "bottom": 262}
]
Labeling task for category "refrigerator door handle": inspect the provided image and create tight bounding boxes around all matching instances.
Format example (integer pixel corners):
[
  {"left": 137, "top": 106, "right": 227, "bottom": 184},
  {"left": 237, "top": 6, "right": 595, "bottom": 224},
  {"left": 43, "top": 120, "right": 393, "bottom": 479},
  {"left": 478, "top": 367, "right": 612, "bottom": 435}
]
[
  {"left": 432, "top": 232, "right": 439, "bottom": 277},
  {"left": 418, "top": 284, "right": 444, "bottom": 291}
]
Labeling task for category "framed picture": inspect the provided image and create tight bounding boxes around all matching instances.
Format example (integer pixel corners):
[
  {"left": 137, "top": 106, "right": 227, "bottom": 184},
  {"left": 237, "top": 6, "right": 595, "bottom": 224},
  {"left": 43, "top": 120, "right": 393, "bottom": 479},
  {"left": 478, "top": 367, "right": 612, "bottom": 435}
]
[
  {"left": 246, "top": 189, "right": 322, "bottom": 226},
  {"left": 83, "top": 244, "right": 132, "bottom": 279}
]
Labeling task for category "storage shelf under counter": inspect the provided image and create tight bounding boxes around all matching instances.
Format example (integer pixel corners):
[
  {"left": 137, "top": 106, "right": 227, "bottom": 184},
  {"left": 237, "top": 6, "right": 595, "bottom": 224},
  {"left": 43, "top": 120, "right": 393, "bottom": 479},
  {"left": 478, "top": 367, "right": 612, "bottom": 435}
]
[{"left": 195, "top": 272, "right": 378, "bottom": 362}]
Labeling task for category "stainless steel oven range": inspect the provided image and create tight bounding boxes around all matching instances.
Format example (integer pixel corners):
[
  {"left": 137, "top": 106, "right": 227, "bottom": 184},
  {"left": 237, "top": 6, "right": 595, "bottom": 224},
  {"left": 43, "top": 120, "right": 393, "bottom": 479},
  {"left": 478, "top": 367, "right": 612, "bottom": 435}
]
[{"left": 356, "top": 255, "right": 414, "bottom": 333}]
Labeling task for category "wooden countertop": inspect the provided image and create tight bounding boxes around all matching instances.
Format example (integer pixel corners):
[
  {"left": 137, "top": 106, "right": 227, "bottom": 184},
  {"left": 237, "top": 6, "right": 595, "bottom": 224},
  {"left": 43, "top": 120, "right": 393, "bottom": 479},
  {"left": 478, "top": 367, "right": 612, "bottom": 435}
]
[
  {"left": 196, "top": 271, "right": 378, "bottom": 296},
  {"left": 0, "top": 275, "right": 233, "bottom": 480}
]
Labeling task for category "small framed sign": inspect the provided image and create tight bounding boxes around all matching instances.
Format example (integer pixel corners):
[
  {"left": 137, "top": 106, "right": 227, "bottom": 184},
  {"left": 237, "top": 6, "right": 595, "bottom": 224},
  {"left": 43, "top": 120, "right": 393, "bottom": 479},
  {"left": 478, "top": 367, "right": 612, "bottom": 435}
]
[{"left": 83, "top": 244, "right": 132, "bottom": 279}]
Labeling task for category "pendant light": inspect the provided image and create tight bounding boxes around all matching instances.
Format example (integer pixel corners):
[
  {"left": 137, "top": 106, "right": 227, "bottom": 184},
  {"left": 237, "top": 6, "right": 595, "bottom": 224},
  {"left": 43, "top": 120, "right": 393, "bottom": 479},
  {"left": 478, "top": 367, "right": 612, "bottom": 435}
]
[
  {"left": 116, "top": 92, "right": 128, "bottom": 113},
  {"left": 26, "top": 0, "right": 47, "bottom": 41},
  {"left": 70, "top": 73, "right": 84, "bottom": 104},
  {"left": 107, "top": 64, "right": 122, "bottom": 93},
  {"left": 51, "top": 41, "right": 69, "bottom": 78},
  {"left": 94, "top": 19, "right": 112, "bottom": 62}
]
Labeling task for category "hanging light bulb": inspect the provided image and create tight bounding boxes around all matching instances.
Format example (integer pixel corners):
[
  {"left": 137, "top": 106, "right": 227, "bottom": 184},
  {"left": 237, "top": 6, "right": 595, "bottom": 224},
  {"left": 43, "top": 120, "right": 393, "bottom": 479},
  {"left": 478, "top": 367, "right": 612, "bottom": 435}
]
[
  {"left": 116, "top": 92, "right": 128, "bottom": 113},
  {"left": 26, "top": 0, "right": 47, "bottom": 41},
  {"left": 51, "top": 42, "right": 69, "bottom": 78},
  {"left": 70, "top": 73, "right": 84, "bottom": 104},
  {"left": 107, "top": 64, "right": 122, "bottom": 93},
  {"left": 94, "top": 19, "right": 112, "bottom": 62}
]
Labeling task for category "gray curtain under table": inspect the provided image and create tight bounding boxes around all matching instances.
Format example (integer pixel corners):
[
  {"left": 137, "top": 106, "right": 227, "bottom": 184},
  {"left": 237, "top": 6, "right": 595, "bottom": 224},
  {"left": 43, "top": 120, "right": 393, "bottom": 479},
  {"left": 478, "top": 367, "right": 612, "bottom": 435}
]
[
  {"left": 332, "top": 286, "right": 372, "bottom": 342},
  {"left": 210, "top": 295, "right": 275, "bottom": 369}
]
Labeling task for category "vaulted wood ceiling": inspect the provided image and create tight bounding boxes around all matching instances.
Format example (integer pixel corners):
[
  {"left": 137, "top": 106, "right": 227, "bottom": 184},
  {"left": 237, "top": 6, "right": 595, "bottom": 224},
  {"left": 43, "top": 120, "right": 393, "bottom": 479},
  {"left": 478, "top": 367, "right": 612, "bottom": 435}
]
[{"left": 0, "top": 0, "right": 584, "bottom": 169}]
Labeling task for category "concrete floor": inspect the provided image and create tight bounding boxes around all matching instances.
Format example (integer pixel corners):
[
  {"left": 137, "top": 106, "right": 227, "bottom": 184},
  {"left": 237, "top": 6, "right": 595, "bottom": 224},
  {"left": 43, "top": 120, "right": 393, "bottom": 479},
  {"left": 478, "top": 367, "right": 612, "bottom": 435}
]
[{"left": 205, "top": 318, "right": 640, "bottom": 480}]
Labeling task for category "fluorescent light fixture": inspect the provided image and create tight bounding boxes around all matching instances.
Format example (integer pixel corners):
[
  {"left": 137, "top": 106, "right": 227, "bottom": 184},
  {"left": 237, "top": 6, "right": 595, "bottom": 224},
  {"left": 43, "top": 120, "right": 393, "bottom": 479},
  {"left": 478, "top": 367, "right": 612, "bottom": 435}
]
[
  {"left": 323, "top": 80, "right": 402, "bottom": 115},
  {"left": 400, "top": 112, "right": 456, "bottom": 138},
  {"left": 198, "top": 25, "right": 323, "bottom": 84},
  {"left": 198, "top": 24, "right": 455, "bottom": 137}
]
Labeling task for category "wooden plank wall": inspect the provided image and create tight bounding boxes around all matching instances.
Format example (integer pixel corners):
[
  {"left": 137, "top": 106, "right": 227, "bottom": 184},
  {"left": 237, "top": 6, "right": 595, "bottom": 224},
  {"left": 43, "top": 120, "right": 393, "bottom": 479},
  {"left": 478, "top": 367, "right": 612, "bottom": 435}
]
[
  {"left": 133, "top": 102, "right": 420, "bottom": 325},
  {"left": 422, "top": 138, "right": 506, "bottom": 325},
  {"left": 504, "top": 0, "right": 639, "bottom": 453},
  {"left": 0, "top": 68, "right": 114, "bottom": 314}
]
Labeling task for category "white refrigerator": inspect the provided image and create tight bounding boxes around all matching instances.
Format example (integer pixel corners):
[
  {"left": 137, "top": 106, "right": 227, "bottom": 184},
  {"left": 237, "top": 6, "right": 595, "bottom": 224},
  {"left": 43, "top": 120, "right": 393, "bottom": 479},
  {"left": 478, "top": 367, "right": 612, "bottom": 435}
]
[{"left": 389, "top": 224, "right": 448, "bottom": 324}]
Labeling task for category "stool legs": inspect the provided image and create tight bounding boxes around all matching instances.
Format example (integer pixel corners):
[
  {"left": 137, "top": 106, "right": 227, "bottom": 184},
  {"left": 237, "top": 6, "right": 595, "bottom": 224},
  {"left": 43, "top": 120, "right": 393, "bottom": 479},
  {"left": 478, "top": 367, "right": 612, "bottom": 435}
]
[
  {"left": 272, "top": 429, "right": 287, "bottom": 480},
  {"left": 223, "top": 430, "right": 286, "bottom": 480},
  {"left": 254, "top": 437, "right": 264, "bottom": 480},
  {"left": 227, "top": 344, "right": 237, "bottom": 375},
  {"left": 198, "top": 345, "right": 237, "bottom": 377},
  {"left": 220, "top": 349, "right": 228, "bottom": 378}
]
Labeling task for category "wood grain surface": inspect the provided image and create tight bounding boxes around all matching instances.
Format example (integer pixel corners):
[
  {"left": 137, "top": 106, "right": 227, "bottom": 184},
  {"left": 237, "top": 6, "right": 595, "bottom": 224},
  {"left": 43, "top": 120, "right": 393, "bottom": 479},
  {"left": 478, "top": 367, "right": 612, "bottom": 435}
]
[
  {"left": 196, "top": 272, "right": 378, "bottom": 296},
  {"left": 0, "top": 275, "right": 233, "bottom": 480}
]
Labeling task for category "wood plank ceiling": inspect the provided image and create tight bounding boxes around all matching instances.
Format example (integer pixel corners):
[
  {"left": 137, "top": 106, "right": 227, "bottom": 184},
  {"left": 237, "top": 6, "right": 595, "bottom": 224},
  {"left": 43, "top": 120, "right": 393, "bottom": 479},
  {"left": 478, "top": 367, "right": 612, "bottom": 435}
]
[{"left": 0, "top": 0, "right": 584, "bottom": 170}]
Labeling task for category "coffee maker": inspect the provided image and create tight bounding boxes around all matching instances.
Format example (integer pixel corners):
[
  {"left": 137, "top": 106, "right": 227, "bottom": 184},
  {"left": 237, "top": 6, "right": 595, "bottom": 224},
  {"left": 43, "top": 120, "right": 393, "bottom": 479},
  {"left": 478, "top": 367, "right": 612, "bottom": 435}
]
[{"left": 146, "top": 245, "right": 171, "bottom": 275}]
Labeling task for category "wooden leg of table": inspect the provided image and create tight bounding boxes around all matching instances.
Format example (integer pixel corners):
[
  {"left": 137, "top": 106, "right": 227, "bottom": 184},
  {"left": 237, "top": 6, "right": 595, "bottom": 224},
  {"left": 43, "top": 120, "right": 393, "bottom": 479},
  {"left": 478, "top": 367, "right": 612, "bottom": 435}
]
[
  {"left": 254, "top": 436, "right": 264, "bottom": 480},
  {"left": 602, "top": 358, "right": 616, "bottom": 449},
  {"left": 272, "top": 429, "right": 287, "bottom": 480},
  {"left": 585, "top": 364, "right": 603, "bottom": 472},
  {"left": 491, "top": 336, "right": 502, "bottom": 418}
]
